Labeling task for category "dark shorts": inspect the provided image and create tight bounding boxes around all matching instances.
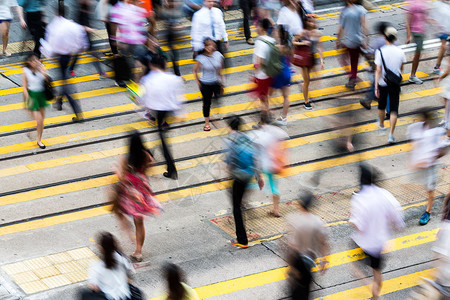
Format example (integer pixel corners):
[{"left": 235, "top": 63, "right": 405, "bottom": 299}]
[
  {"left": 412, "top": 33, "right": 425, "bottom": 52},
  {"left": 352, "top": 241, "right": 383, "bottom": 270},
  {"left": 438, "top": 33, "right": 449, "bottom": 40},
  {"left": 0, "top": 19, "right": 12, "bottom": 23},
  {"left": 378, "top": 84, "right": 400, "bottom": 113},
  {"left": 254, "top": 77, "right": 272, "bottom": 99}
]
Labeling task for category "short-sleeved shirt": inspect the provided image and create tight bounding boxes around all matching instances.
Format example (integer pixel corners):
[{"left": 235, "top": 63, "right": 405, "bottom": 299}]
[
  {"left": 0, "top": 0, "right": 17, "bottom": 20},
  {"left": 339, "top": 4, "right": 367, "bottom": 49},
  {"left": 374, "top": 45, "right": 406, "bottom": 86},
  {"left": 430, "top": 0, "right": 450, "bottom": 35},
  {"left": 195, "top": 51, "right": 224, "bottom": 84},
  {"left": 277, "top": 6, "right": 303, "bottom": 36},
  {"left": 88, "top": 252, "right": 135, "bottom": 300},
  {"left": 110, "top": 2, "right": 148, "bottom": 45},
  {"left": 23, "top": 67, "right": 45, "bottom": 92},
  {"left": 406, "top": 0, "right": 428, "bottom": 34},
  {"left": 406, "top": 122, "right": 446, "bottom": 168},
  {"left": 253, "top": 35, "right": 276, "bottom": 79},
  {"left": 17, "top": 0, "right": 40, "bottom": 12}
]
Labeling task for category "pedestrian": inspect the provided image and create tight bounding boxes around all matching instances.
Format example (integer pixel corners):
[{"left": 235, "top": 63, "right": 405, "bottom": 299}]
[
  {"left": 68, "top": 0, "right": 107, "bottom": 79},
  {"left": 44, "top": 1, "right": 88, "bottom": 122},
  {"left": 429, "top": 0, "right": 450, "bottom": 75},
  {"left": 350, "top": 164, "right": 405, "bottom": 300},
  {"left": 258, "top": 0, "right": 281, "bottom": 26},
  {"left": 405, "top": 0, "right": 430, "bottom": 84},
  {"left": 221, "top": 0, "right": 232, "bottom": 10},
  {"left": 252, "top": 18, "right": 278, "bottom": 114},
  {"left": 225, "top": 115, "right": 264, "bottom": 248},
  {"left": 285, "top": 191, "right": 330, "bottom": 299},
  {"left": 193, "top": 38, "right": 224, "bottom": 131},
  {"left": 17, "top": 0, "right": 45, "bottom": 57},
  {"left": 239, "top": 0, "right": 256, "bottom": 45},
  {"left": 160, "top": 0, "right": 184, "bottom": 76},
  {"left": 271, "top": 25, "right": 292, "bottom": 126},
  {"left": 96, "top": 0, "right": 119, "bottom": 56},
  {"left": 22, "top": 53, "right": 49, "bottom": 149},
  {"left": 336, "top": 0, "right": 368, "bottom": 90},
  {"left": 111, "top": 132, "right": 162, "bottom": 262},
  {"left": 374, "top": 26, "right": 405, "bottom": 144},
  {"left": 438, "top": 54, "right": 450, "bottom": 144},
  {"left": 190, "top": 0, "right": 229, "bottom": 59},
  {"left": 141, "top": 54, "right": 183, "bottom": 180},
  {"left": 157, "top": 263, "right": 199, "bottom": 300},
  {"left": 182, "top": 0, "right": 202, "bottom": 20},
  {"left": 252, "top": 111, "right": 289, "bottom": 217},
  {"left": 292, "top": 16, "right": 324, "bottom": 110},
  {"left": 80, "top": 232, "right": 137, "bottom": 300},
  {"left": 276, "top": 0, "right": 303, "bottom": 37},
  {"left": 0, "top": 0, "right": 25, "bottom": 56},
  {"left": 407, "top": 109, "right": 447, "bottom": 225}
]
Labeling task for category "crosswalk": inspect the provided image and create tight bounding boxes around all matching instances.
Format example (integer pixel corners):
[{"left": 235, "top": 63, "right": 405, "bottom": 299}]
[{"left": 0, "top": 1, "right": 449, "bottom": 298}]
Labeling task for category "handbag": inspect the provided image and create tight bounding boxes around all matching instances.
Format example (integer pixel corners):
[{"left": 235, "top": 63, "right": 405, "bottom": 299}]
[
  {"left": 43, "top": 76, "right": 55, "bottom": 101},
  {"left": 292, "top": 41, "right": 314, "bottom": 68},
  {"left": 379, "top": 49, "right": 402, "bottom": 86}
]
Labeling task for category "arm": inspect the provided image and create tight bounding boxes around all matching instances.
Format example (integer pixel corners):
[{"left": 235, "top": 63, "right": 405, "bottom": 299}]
[
  {"left": 405, "top": 12, "right": 412, "bottom": 44},
  {"left": 336, "top": 25, "right": 343, "bottom": 49},
  {"left": 14, "top": 5, "right": 27, "bottom": 29},
  {"left": 190, "top": 11, "right": 202, "bottom": 51},
  {"left": 113, "top": 155, "right": 128, "bottom": 182},
  {"left": 22, "top": 73, "right": 29, "bottom": 101},
  {"left": 316, "top": 31, "right": 324, "bottom": 69},
  {"left": 361, "top": 14, "right": 368, "bottom": 47},
  {"left": 193, "top": 61, "right": 202, "bottom": 88},
  {"left": 219, "top": 56, "right": 225, "bottom": 83},
  {"left": 374, "top": 64, "right": 381, "bottom": 98}
]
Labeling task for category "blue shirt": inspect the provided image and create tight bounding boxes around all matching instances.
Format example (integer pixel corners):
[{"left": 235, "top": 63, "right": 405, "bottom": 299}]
[{"left": 18, "top": 0, "right": 43, "bottom": 12}]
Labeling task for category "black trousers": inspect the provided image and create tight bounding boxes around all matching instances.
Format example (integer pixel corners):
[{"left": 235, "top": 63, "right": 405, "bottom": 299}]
[
  {"left": 378, "top": 84, "right": 400, "bottom": 114},
  {"left": 290, "top": 255, "right": 313, "bottom": 300},
  {"left": 156, "top": 110, "right": 177, "bottom": 176},
  {"left": 105, "top": 22, "right": 118, "bottom": 54},
  {"left": 57, "top": 55, "right": 82, "bottom": 116},
  {"left": 232, "top": 178, "right": 249, "bottom": 245},
  {"left": 167, "top": 25, "right": 181, "bottom": 76},
  {"left": 26, "top": 11, "right": 45, "bottom": 57},
  {"left": 68, "top": 33, "right": 103, "bottom": 75},
  {"left": 200, "top": 82, "right": 221, "bottom": 118},
  {"left": 239, "top": 0, "right": 255, "bottom": 40}
]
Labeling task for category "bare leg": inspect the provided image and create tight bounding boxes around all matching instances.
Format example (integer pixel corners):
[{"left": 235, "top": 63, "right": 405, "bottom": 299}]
[
  {"left": 133, "top": 217, "right": 145, "bottom": 256},
  {"left": 436, "top": 39, "right": 447, "bottom": 68},
  {"left": 1, "top": 21, "right": 11, "bottom": 55},
  {"left": 426, "top": 190, "right": 435, "bottom": 213},
  {"left": 272, "top": 194, "right": 280, "bottom": 216},
  {"left": 389, "top": 112, "right": 397, "bottom": 136},
  {"left": 260, "top": 95, "right": 269, "bottom": 112},
  {"left": 372, "top": 269, "right": 382, "bottom": 299},
  {"left": 33, "top": 109, "right": 45, "bottom": 143},
  {"left": 205, "top": 116, "right": 210, "bottom": 128},
  {"left": 378, "top": 109, "right": 385, "bottom": 128},
  {"left": 301, "top": 67, "right": 311, "bottom": 103},
  {"left": 280, "top": 85, "right": 290, "bottom": 118},
  {"left": 116, "top": 213, "right": 134, "bottom": 244},
  {"left": 411, "top": 51, "right": 421, "bottom": 77}
]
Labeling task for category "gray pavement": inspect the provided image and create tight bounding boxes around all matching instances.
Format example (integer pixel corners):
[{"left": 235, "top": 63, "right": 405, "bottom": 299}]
[{"left": 0, "top": 0, "right": 449, "bottom": 299}]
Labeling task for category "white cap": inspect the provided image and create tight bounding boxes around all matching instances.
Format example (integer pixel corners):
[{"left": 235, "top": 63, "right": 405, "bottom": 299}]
[{"left": 384, "top": 26, "right": 398, "bottom": 39}]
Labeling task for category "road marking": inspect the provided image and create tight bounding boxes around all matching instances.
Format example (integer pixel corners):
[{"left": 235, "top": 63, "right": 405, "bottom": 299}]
[
  {"left": 0, "top": 142, "right": 414, "bottom": 235},
  {"left": 317, "top": 268, "right": 434, "bottom": 300},
  {"left": 146, "top": 229, "right": 438, "bottom": 299},
  {"left": 0, "top": 72, "right": 432, "bottom": 153}
]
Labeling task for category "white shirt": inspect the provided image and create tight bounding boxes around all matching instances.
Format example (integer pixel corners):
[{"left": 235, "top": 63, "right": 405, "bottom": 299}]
[
  {"left": 88, "top": 252, "right": 135, "bottom": 300},
  {"left": 250, "top": 124, "right": 289, "bottom": 172},
  {"left": 301, "top": 0, "right": 314, "bottom": 13},
  {"left": 191, "top": 6, "right": 228, "bottom": 51},
  {"left": 141, "top": 70, "right": 184, "bottom": 112},
  {"left": 44, "top": 16, "right": 89, "bottom": 55},
  {"left": 431, "top": 0, "right": 450, "bottom": 34},
  {"left": 23, "top": 67, "right": 45, "bottom": 92},
  {"left": 350, "top": 184, "right": 405, "bottom": 256},
  {"left": 0, "top": 0, "right": 17, "bottom": 20},
  {"left": 433, "top": 220, "right": 450, "bottom": 287},
  {"left": 407, "top": 122, "right": 446, "bottom": 168},
  {"left": 374, "top": 45, "right": 406, "bottom": 86},
  {"left": 253, "top": 35, "right": 276, "bottom": 79},
  {"left": 277, "top": 6, "right": 303, "bottom": 36}
]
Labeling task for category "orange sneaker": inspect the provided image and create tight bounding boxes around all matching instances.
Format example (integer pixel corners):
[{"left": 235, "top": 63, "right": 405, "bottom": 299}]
[{"left": 230, "top": 238, "right": 248, "bottom": 248}]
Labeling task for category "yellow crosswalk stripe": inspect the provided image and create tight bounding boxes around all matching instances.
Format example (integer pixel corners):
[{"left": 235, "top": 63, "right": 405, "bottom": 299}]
[{"left": 145, "top": 229, "right": 437, "bottom": 299}]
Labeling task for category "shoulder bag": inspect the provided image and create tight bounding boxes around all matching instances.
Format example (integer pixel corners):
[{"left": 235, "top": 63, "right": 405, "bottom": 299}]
[
  {"left": 43, "top": 76, "right": 55, "bottom": 101},
  {"left": 292, "top": 35, "right": 314, "bottom": 68},
  {"left": 379, "top": 49, "right": 402, "bottom": 86}
]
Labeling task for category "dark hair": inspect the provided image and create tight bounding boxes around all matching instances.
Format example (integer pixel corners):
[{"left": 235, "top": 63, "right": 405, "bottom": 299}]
[
  {"left": 302, "top": 16, "right": 314, "bottom": 30},
  {"left": 259, "top": 18, "right": 271, "bottom": 32},
  {"left": 227, "top": 115, "right": 241, "bottom": 131},
  {"left": 164, "top": 263, "right": 186, "bottom": 300},
  {"left": 150, "top": 54, "right": 167, "bottom": 70},
  {"left": 128, "top": 131, "right": 147, "bottom": 171},
  {"left": 24, "top": 53, "right": 38, "bottom": 69},
  {"left": 359, "top": 164, "right": 378, "bottom": 186},
  {"left": 58, "top": 0, "right": 66, "bottom": 17},
  {"left": 418, "top": 108, "right": 433, "bottom": 122},
  {"left": 203, "top": 37, "right": 215, "bottom": 46},
  {"left": 99, "top": 232, "right": 118, "bottom": 269},
  {"left": 376, "top": 22, "right": 389, "bottom": 35},
  {"left": 385, "top": 34, "right": 397, "bottom": 44},
  {"left": 278, "top": 25, "right": 289, "bottom": 46},
  {"left": 443, "top": 194, "right": 450, "bottom": 221},
  {"left": 298, "top": 190, "right": 314, "bottom": 210}
]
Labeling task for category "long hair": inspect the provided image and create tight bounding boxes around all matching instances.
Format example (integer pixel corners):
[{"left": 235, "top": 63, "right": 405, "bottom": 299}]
[
  {"left": 278, "top": 25, "right": 289, "bottom": 46},
  {"left": 128, "top": 131, "right": 147, "bottom": 171},
  {"left": 99, "top": 232, "right": 118, "bottom": 269},
  {"left": 164, "top": 263, "right": 186, "bottom": 300},
  {"left": 24, "top": 53, "right": 38, "bottom": 70}
]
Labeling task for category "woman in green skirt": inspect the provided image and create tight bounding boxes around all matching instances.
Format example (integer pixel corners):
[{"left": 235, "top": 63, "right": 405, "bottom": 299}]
[{"left": 22, "top": 54, "right": 49, "bottom": 149}]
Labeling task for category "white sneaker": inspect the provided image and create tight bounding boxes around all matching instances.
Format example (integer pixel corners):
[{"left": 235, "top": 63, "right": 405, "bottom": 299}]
[
  {"left": 388, "top": 134, "right": 396, "bottom": 144},
  {"left": 409, "top": 76, "right": 423, "bottom": 84},
  {"left": 433, "top": 67, "right": 443, "bottom": 75},
  {"left": 377, "top": 121, "right": 387, "bottom": 133},
  {"left": 273, "top": 117, "right": 287, "bottom": 126}
]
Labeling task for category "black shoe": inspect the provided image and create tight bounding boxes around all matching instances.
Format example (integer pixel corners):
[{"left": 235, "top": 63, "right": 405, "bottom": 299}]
[
  {"left": 304, "top": 102, "right": 312, "bottom": 110},
  {"left": 115, "top": 81, "right": 127, "bottom": 88},
  {"left": 345, "top": 80, "right": 356, "bottom": 90},
  {"left": 37, "top": 141, "right": 46, "bottom": 149},
  {"left": 163, "top": 172, "right": 178, "bottom": 180},
  {"left": 72, "top": 117, "right": 85, "bottom": 123},
  {"left": 53, "top": 99, "right": 63, "bottom": 111},
  {"left": 359, "top": 99, "right": 371, "bottom": 110}
]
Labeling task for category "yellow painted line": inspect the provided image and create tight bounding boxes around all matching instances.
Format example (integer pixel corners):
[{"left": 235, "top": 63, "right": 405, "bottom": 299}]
[
  {"left": 0, "top": 72, "right": 434, "bottom": 157},
  {"left": 0, "top": 142, "right": 414, "bottom": 231},
  {"left": 145, "top": 229, "right": 438, "bottom": 299},
  {"left": 318, "top": 268, "right": 434, "bottom": 300}
]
